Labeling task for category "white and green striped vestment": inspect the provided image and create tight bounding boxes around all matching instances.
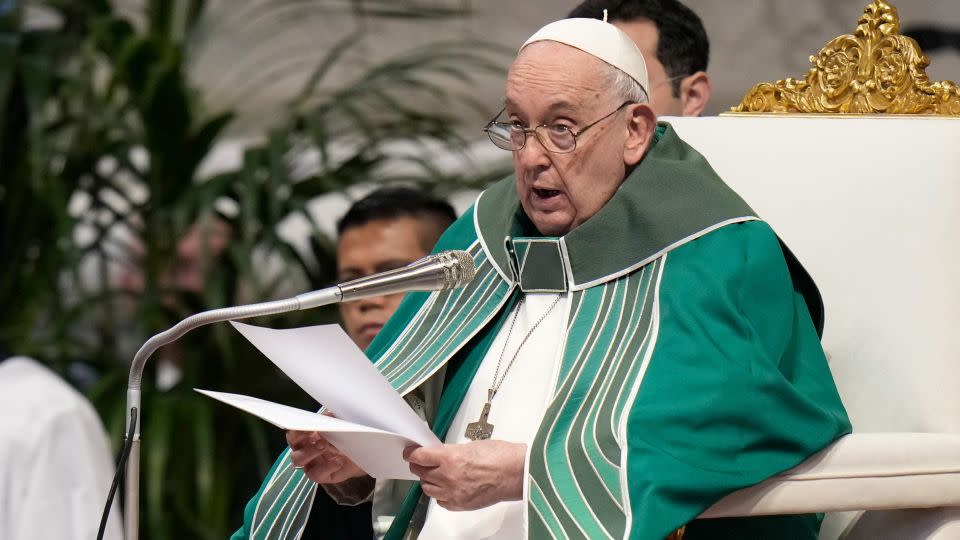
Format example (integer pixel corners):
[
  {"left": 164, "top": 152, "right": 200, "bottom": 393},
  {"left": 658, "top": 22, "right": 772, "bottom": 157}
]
[{"left": 233, "top": 124, "right": 850, "bottom": 540}]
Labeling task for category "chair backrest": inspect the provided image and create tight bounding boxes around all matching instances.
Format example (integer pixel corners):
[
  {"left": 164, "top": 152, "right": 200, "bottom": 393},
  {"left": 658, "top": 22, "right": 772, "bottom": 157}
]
[{"left": 667, "top": 115, "right": 960, "bottom": 435}]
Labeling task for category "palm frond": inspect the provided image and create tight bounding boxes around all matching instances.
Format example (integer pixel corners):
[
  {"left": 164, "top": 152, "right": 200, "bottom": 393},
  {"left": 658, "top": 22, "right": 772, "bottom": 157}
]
[{"left": 4, "top": 2, "right": 508, "bottom": 538}]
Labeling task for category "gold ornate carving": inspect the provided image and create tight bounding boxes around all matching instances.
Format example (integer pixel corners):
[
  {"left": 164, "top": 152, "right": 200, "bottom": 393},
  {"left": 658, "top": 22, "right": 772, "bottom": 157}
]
[{"left": 732, "top": 1, "right": 960, "bottom": 115}]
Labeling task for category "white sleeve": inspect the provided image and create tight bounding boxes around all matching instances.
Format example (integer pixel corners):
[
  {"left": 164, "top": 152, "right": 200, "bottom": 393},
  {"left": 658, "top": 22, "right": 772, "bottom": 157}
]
[{"left": 8, "top": 398, "right": 122, "bottom": 540}]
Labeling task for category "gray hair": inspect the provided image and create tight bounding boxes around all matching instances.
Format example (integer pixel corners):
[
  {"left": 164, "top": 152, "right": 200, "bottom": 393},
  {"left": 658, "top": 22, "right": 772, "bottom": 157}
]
[{"left": 601, "top": 62, "right": 649, "bottom": 104}]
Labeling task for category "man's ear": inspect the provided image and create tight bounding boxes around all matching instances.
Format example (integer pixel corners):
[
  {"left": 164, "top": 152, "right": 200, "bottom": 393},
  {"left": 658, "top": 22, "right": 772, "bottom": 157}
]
[
  {"left": 624, "top": 103, "right": 657, "bottom": 166},
  {"left": 679, "top": 71, "right": 711, "bottom": 117}
]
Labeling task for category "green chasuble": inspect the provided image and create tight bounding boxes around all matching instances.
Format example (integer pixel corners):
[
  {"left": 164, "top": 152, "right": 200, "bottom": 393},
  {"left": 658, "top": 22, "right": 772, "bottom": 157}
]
[{"left": 232, "top": 123, "right": 851, "bottom": 540}]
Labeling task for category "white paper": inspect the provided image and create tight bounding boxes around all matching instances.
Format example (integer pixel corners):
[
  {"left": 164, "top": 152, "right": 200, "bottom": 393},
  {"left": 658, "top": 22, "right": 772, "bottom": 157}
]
[
  {"left": 196, "top": 390, "right": 418, "bottom": 480},
  {"left": 195, "top": 322, "right": 445, "bottom": 480},
  {"left": 229, "top": 321, "right": 440, "bottom": 448}
]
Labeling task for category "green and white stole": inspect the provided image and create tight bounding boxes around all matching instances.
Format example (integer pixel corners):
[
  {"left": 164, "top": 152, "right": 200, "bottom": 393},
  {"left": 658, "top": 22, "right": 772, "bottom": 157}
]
[
  {"left": 248, "top": 238, "right": 668, "bottom": 540},
  {"left": 247, "top": 122, "right": 777, "bottom": 539}
]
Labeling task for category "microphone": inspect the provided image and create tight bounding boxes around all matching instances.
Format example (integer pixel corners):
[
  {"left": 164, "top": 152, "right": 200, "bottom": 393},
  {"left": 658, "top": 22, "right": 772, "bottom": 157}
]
[
  {"left": 298, "top": 249, "right": 476, "bottom": 308},
  {"left": 112, "top": 250, "right": 475, "bottom": 540}
]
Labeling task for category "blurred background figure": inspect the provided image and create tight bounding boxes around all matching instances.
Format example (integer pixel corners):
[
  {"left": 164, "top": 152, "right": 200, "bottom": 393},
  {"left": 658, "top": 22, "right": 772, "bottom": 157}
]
[
  {"left": 168, "top": 218, "right": 233, "bottom": 297},
  {"left": 118, "top": 216, "right": 233, "bottom": 390},
  {"left": 119, "top": 216, "right": 233, "bottom": 299},
  {"left": 569, "top": 0, "right": 712, "bottom": 116},
  {"left": 296, "top": 187, "right": 456, "bottom": 540},
  {"left": 0, "top": 346, "right": 122, "bottom": 540},
  {"left": 335, "top": 187, "right": 458, "bottom": 351}
]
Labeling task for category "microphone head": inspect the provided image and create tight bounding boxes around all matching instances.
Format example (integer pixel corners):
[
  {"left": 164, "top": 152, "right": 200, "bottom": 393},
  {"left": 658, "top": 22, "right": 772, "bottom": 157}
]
[{"left": 437, "top": 250, "right": 477, "bottom": 289}]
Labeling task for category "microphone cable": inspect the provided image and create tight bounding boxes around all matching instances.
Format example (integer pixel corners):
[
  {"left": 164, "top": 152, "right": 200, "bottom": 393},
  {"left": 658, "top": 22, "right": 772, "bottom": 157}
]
[{"left": 98, "top": 407, "right": 137, "bottom": 540}]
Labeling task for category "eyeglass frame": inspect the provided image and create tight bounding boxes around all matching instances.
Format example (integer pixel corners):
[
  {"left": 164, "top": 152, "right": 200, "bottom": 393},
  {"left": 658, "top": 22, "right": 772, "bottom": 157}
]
[{"left": 483, "top": 100, "right": 637, "bottom": 154}]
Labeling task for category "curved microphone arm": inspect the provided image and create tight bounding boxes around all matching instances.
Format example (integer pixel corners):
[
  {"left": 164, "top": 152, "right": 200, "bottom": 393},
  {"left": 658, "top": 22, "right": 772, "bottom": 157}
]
[
  {"left": 120, "top": 250, "right": 474, "bottom": 540},
  {"left": 123, "top": 293, "right": 338, "bottom": 540},
  {"left": 128, "top": 297, "right": 326, "bottom": 391}
]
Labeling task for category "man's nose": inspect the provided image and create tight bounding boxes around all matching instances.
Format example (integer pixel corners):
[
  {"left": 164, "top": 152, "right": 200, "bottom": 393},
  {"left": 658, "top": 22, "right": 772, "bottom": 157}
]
[
  {"left": 515, "top": 132, "right": 552, "bottom": 171},
  {"left": 357, "top": 295, "right": 387, "bottom": 312}
]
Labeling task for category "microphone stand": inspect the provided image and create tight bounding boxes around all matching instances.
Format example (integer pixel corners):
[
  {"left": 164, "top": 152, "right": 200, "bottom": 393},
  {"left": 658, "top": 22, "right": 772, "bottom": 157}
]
[
  {"left": 123, "top": 290, "right": 339, "bottom": 540},
  {"left": 120, "top": 250, "right": 474, "bottom": 540}
]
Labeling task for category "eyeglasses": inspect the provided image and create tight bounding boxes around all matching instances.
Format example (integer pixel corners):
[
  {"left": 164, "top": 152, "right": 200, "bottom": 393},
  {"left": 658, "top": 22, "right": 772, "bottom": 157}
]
[{"left": 483, "top": 101, "right": 635, "bottom": 154}]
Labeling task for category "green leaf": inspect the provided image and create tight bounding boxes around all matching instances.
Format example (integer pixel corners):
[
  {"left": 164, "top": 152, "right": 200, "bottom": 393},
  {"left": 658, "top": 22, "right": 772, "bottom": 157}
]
[
  {"left": 0, "top": 5, "right": 22, "bottom": 143},
  {"left": 191, "top": 398, "right": 216, "bottom": 513},
  {"left": 3, "top": 1, "right": 512, "bottom": 537},
  {"left": 115, "top": 37, "right": 162, "bottom": 97},
  {"left": 148, "top": 0, "right": 175, "bottom": 42},
  {"left": 184, "top": 111, "right": 234, "bottom": 176},
  {"left": 91, "top": 16, "right": 137, "bottom": 59},
  {"left": 145, "top": 394, "right": 174, "bottom": 538}
]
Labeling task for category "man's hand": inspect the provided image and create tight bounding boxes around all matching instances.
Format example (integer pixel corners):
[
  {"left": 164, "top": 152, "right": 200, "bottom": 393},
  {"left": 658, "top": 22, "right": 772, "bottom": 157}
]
[
  {"left": 403, "top": 440, "right": 527, "bottom": 511},
  {"left": 286, "top": 431, "right": 367, "bottom": 484}
]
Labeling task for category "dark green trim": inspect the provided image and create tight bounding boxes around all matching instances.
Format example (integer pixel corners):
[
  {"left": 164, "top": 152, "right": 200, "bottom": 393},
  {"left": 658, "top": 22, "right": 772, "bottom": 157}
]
[
  {"left": 474, "top": 179, "right": 535, "bottom": 279},
  {"left": 475, "top": 122, "right": 757, "bottom": 289},
  {"left": 507, "top": 237, "right": 568, "bottom": 293}
]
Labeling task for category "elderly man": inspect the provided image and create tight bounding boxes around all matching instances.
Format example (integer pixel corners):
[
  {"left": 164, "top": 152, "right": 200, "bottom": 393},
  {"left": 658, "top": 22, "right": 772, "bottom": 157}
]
[{"left": 235, "top": 17, "right": 850, "bottom": 540}]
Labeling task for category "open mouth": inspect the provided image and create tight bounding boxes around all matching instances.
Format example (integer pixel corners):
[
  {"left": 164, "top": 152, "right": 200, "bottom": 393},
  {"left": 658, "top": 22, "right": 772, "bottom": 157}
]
[
  {"left": 533, "top": 187, "right": 562, "bottom": 199},
  {"left": 360, "top": 323, "right": 383, "bottom": 336}
]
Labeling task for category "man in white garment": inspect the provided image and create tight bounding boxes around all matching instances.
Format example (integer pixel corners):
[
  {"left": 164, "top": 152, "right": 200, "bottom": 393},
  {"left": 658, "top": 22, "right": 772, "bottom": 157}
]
[
  {"left": 292, "top": 20, "right": 658, "bottom": 534},
  {"left": 240, "top": 15, "right": 849, "bottom": 540},
  {"left": 0, "top": 348, "right": 122, "bottom": 539}
]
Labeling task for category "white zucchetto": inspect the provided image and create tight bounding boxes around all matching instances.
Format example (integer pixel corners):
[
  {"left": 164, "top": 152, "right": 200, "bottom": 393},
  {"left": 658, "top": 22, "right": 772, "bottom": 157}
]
[{"left": 521, "top": 17, "right": 649, "bottom": 95}]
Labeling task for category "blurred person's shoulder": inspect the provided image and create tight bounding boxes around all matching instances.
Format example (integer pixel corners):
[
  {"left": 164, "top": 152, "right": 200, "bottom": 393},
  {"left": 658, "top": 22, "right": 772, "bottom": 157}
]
[{"left": 0, "top": 356, "right": 105, "bottom": 439}]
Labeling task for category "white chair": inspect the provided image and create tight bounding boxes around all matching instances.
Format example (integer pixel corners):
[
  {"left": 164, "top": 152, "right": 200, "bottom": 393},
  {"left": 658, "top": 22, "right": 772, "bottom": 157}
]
[
  {"left": 666, "top": 2, "right": 960, "bottom": 535},
  {"left": 665, "top": 63, "right": 960, "bottom": 540},
  {"left": 670, "top": 113, "right": 960, "bottom": 538}
]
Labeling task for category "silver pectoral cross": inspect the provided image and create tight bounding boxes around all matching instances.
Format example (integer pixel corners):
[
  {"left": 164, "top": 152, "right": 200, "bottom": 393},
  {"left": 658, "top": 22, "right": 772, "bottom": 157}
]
[{"left": 464, "top": 390, "right": 495, "bottom": 440}]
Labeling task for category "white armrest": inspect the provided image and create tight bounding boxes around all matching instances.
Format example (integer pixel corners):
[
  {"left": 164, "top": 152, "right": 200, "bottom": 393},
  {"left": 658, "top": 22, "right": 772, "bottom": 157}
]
[{"left": 700, "top": 433, "right": 960, "bottom": 518}]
